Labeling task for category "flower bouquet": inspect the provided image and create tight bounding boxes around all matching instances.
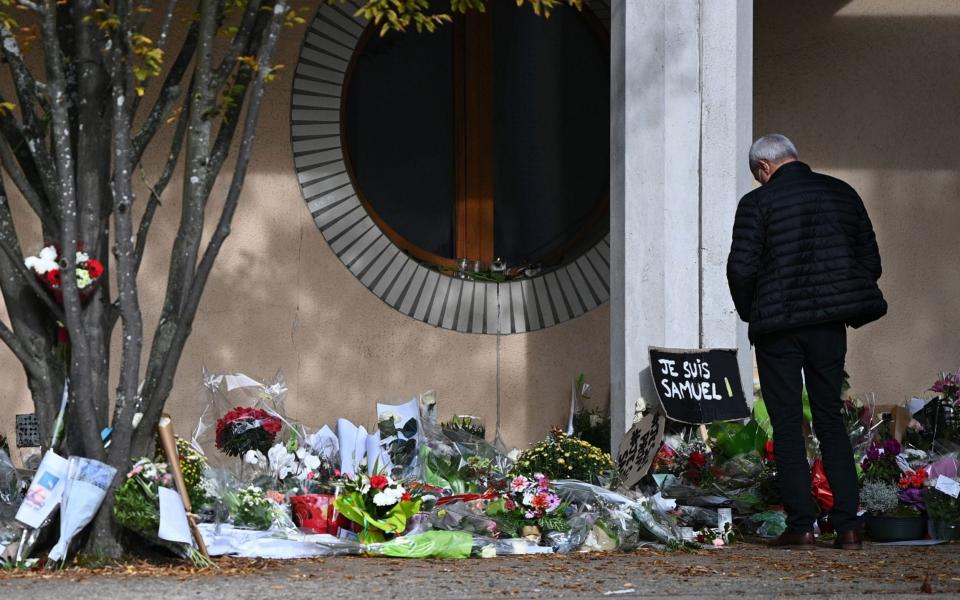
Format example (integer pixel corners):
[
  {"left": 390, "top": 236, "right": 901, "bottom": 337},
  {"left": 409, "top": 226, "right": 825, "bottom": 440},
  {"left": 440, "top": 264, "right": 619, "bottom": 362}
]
[
  {"left": 246, "top": 437, "right": 341, "bottom": 534},
  {"left": 215, "top": 407, "right": 282, "bottom": 458},
  {"left": 333, "top": 472, "right": 421, "bottom": 544},
  {"left": 227, "top": 485, "right": 289, "bottom": 530},
  {"left": 24, "top": 244, "right": 104, "bottom": 304},
  {"left": 485, "top": 474, "right": 569, "bottom": 541},
  {"left": 113, "top": 458, "right": 211, "bottom": 566},
  {"left": 48, "top": 457, "right": 117, "bottom": 565},
  {"left": 512, "top": 429, "right": 616, "bottom": 487}
]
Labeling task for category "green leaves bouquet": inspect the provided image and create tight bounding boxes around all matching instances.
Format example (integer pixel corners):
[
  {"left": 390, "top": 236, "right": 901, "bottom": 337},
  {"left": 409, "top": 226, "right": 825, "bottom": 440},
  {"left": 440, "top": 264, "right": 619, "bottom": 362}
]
[{"left": 333, "top": 472, "right": 422, "bottom": 544}]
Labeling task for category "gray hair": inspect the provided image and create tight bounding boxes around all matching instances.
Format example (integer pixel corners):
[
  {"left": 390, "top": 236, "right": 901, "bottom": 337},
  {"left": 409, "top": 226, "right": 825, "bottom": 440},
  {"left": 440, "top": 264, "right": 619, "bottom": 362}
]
[{"left": 748, "top": 134, "right": 798, "bottom": 173}]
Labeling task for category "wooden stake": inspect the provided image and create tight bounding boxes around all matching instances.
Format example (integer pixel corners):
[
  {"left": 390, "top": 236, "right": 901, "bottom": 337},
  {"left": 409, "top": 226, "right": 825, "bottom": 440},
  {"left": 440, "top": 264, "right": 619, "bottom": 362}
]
[{"left": 157, "top": 414, "right": 209, "bottom": 559}]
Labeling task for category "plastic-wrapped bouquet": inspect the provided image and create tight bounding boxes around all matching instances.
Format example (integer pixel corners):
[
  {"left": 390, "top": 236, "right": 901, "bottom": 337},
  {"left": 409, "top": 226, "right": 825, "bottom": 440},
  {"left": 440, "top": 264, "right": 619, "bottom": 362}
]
[
  {"left": 113, "top": 458, "right": 210, "bottom": 566},
  {"left": 485, "top": 474, "right": 568, "bottom": 540},
  {"left": 24, "top": 244, "right": 104, "bottom": 304},
  {"left": 896, "top": 467, "right": 928, "bottom": 511},
  {"left": 228, "top": 485, "right": 288, "bottom": 530},
  {"left": 48, "top": 457, "right": 117, "bottom": 564},
  {"left": 215, "top": 407, "right": 282, "bottom": 458},
  {"left": 512, "top": 430, "right": 615, "bottom": 486},
  {"left": 333, "top": 472, "right": 421, "bottom": 544}
]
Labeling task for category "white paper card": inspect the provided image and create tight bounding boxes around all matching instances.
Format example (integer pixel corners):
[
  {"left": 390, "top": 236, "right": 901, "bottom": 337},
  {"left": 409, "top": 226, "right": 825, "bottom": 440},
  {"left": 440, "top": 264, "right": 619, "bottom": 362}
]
[
  {"left": 935, "top": 475, "right": 960, "bottom": 498},
  {"left": 158, "top": 487, "right": 193, "bottom": 545},
  {"left": 717, "top": 508, "right": 733, "bottom": 530},
  {"left": 16, "top": 451, "right": 69, "bottom": 529}
]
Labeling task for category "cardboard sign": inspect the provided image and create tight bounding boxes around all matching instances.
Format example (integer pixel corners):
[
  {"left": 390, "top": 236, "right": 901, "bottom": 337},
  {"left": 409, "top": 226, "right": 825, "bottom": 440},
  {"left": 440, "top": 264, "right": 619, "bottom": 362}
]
[
  {"left": 649, "top": 347, "right": 750, "bottom": 424},
  {"left": 616, "top": 411, "right": 666, "bottom": 489}
]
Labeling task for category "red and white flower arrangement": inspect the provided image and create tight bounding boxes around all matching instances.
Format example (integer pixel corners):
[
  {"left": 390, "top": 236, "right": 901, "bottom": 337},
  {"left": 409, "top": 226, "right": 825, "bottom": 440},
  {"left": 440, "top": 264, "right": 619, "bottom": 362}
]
[
  {"left": 24, "top": 244, "right": 104, "bottom": 303},
  {"left": 214, "top": 406, "right": 282, "bottom": 457}
]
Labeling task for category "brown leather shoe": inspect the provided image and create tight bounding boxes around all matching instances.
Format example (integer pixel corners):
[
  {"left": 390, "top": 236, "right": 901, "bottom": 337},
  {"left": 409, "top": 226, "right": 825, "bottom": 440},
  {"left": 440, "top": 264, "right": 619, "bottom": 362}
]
[
  {"left": 768, "top": 531, "right": 816, "bottom": 549},
  {"left": 832, "top": 529, "right": 863, "bottom": 550}
]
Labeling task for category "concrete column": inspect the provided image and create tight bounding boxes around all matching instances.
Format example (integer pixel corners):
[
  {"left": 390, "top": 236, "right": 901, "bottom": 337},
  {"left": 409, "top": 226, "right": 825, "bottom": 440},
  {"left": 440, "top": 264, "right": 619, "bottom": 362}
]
[{"left": 611, "top": 0, "right": 753, "bottom": 454}]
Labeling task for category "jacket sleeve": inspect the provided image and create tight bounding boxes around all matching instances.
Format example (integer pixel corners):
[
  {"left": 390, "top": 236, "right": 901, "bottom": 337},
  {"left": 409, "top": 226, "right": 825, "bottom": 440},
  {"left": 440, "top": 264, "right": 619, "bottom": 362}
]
[
  {"left": 727, "top": 194, "right": 763, "bottom": 322},
  {"left": 853, "top": 194, "right": 882, "bottom": 281}
]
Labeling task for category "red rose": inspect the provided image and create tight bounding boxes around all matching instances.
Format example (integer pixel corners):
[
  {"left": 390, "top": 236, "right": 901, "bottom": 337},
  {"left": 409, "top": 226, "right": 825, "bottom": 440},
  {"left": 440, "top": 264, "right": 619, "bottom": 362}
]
[
  {"left": 369, "top": 474, "right": 389, "bottom": 490},
  {"left": 688, "top": 452, "right": 706, "bottom": 467},
  {"left": 85, "top": 258, "right": 104, "bottom": 279},
  {"left": 764, "top": 440, "right": 775, "bottom": 463},
  {"left": 56, "top": 325, "right": 70, "bottom": 344},
  {"left": 45, "top": 269, "right": 61, "bottom": 287},
  {"left": 261, "top": 416, "right": 282, "bottom": 434},
  {"left": 401, "top": 492, "right": 411, "bottom": 501}
]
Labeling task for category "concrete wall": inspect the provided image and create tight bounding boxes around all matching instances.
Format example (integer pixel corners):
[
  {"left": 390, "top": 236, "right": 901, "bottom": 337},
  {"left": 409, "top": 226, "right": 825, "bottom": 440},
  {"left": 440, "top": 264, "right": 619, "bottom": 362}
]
[
  {"left": 0, "top": 11, "right": 611, "bottom": 454},
  {"left": 755, "top": 0, "right": 960, "bottom": 403}
]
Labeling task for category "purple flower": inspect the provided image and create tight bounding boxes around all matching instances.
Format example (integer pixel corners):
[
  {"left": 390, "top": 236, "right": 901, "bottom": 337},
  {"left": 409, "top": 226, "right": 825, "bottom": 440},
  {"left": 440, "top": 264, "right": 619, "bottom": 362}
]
[
  {"left": 545, "top": 493, "right": 562, "bottom": 512},
  {"left": 898, "top": 487, "right": 925, "bottom": 512}
]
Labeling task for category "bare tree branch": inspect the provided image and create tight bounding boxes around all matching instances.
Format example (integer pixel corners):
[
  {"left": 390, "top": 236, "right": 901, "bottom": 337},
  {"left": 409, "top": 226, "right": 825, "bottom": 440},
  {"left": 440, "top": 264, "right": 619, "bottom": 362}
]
[
  {"left": 134, "top": 97, "right": 188, "bottom": 274},
  {"left": 0, "top": 134, "right": 58, "bottom": 232},
  {"left": 41, "top": 0, "right": 104, "bottom": 460},
  {"left": 209, "top": 0, "right": 262, "bottom": 93},
  {"left": 134, "top": 0, "right": 289, "bottom": 454},
  {"left": 131, "top": 21, "right": 198, "bottom": 165},
  {"left": 0, "top": 235, "right": 66, "bottom": 322},
  {"left": 106, "top": 0, "right": 144, "bottom": 472},
  {"left": 0, "top": 26, "right": 61, "bottom": 208}
]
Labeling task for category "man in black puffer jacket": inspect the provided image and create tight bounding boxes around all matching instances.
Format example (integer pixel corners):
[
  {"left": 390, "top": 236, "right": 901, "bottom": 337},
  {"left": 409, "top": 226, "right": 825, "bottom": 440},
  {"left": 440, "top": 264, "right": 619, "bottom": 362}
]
[{"left": 727, "top": 134, "right": 886, "bottom": 551}]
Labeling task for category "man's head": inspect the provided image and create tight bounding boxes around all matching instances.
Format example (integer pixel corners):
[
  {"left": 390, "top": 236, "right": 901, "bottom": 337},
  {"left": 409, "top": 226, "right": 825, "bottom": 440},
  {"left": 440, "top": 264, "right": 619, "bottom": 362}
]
[{"left": 748, "top": 134, "right": 798, "bottom": 184}]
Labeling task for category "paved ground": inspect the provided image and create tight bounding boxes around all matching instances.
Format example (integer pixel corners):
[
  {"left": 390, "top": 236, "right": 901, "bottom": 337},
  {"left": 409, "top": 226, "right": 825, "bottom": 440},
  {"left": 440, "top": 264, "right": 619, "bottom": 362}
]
[{"left": 1, "top": 540, "right": 958, "bottom": 599}]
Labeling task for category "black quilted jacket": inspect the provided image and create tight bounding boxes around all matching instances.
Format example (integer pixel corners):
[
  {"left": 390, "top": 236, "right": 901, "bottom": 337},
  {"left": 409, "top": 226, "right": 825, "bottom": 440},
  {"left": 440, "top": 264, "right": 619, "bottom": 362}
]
[{"left": 727, "top": 161, "right": 887, "bottom": 342}]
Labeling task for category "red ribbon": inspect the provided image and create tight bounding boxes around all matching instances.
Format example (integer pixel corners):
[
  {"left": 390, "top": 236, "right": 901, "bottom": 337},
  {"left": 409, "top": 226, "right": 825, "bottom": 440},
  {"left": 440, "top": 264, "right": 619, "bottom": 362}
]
[{"left": 810, "top": 459, "right": 834, "bottom": 513}]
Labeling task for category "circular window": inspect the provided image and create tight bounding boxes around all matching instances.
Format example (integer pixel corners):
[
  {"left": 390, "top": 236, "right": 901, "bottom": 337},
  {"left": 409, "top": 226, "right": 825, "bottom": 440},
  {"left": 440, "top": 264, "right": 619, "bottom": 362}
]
[{"left": 292, "top": 1, "right": 612, "bottom": 334}]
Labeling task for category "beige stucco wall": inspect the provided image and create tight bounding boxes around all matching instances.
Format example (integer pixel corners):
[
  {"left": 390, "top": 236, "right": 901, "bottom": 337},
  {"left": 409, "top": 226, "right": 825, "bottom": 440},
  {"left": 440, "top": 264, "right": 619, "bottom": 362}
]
[
  {"left": 755, "top": 0, "right": 960, "bottom": 403},
  {"left": 0, "top": 10, "right": 611, "bottom": 454}
]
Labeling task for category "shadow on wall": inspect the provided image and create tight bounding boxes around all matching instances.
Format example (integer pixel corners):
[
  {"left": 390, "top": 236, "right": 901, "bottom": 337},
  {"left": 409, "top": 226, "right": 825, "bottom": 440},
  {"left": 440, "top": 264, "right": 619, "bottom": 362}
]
[{"left": 754, "top": 0, "right": 960, "bottom": 402}]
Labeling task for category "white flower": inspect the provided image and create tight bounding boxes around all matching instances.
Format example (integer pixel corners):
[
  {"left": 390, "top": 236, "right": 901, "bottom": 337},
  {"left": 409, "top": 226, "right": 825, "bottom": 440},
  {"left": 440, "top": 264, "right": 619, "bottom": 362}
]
[
  {"left": 39, "top": 245, "right": 58, "bottom": 262},
  {"left": 268, "top": 444, "right": 296, "bottom": 479},
  {"left": 75, "top": 251, "right": 89, "bottom": 263},
  {"left": 379, "top": 411, "right": 402, "bottom": 426},
  {"left": 296, "top": 447, "right": 322, "bottom": 471},
  {"left": 480, "top": 545, "right": 497, "bottom": 558},
  {"left": 372, "top": 491, "right": 398, "bottom": 507},
  {"left": 244, "top": 450, "right": 266, "bottom": 466}
]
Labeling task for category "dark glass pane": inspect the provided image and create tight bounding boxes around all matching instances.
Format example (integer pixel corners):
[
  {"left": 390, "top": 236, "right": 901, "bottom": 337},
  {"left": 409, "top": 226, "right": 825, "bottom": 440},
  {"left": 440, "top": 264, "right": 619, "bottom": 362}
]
[
  {"left": 344, "top": 26, "right": 455, "bottom": 258},
  {"left": 492, "top": 5, "right": 609, "bottom": 266}
]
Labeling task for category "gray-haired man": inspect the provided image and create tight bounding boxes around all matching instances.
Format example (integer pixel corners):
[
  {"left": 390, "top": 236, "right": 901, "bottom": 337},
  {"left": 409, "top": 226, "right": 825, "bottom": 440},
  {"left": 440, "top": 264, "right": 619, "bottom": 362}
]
[{"left": 727, "top": 134, "right": 886, "bottom": 549}]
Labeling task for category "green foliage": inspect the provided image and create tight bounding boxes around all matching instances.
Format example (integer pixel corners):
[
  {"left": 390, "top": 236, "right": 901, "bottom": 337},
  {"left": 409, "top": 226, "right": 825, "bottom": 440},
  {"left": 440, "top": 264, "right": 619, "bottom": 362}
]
[
  {"left": 707, "top": 419, "right": 768, "bottom": 462},
  {"left": 512, "top": 429, "right": 615, "bottom": 485},
  {"left": 572, "top": 407, "right": 610, "bottom": 454},
  {"left": 925, "top": 487, "right": 960, "bottom": 524},
  {"left": 442, "top": 415, "right": 485, "bottom": 439},
  {"left": 230, "top": 485, "right": 278, "bottom": 529},
  {"left": 155, "top": 436, "right": 210, "bottom": 510},
  {"left": 337, "top": 0, "right": 584, "bottom": 36},
  {"left": 113, "top": 475, "right": 161, "bottom": 534}
]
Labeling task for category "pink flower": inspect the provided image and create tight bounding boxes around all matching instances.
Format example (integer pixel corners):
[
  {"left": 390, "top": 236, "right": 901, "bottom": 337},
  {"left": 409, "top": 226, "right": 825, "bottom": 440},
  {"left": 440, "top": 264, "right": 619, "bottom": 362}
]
[
  {"left": 712, "top": 538, "right": 725, "bottom": 547},
  {"left": 510, "top": 476, "right": 529, "bottom": 492}
]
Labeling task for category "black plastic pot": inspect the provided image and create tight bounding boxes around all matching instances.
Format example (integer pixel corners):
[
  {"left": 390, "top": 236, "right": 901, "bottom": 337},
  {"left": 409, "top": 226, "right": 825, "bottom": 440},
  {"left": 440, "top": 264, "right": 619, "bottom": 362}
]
[
  {"left": 930, "top": 520, "right": 960, "bottom": 541},
  {"left": 865, "top": 514, "right": 926, "bottom": 542}
]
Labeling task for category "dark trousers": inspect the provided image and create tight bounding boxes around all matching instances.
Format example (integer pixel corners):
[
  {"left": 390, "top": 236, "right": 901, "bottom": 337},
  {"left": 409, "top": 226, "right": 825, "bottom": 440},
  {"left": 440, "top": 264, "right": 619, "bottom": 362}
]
[{"left": 755, "top": 321, "right": 861, "bottom": 534}]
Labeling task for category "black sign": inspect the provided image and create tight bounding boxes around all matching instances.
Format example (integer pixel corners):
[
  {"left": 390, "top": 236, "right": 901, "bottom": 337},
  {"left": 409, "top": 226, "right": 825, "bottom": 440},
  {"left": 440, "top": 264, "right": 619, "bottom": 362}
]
[{"left": 648, "top": 346, "right": 750, "bottom": 424}]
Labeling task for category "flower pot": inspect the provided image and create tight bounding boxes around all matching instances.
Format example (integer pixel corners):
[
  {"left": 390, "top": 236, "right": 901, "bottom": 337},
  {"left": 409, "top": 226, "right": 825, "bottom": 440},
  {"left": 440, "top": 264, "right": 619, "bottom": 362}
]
[
  {"left": 290, "top": 494, "right": 339, "bottom": 535},
  {"left": 930, "top": 520, "right": 960, "bottom": 541},
  {"left": 865, "top": 514, "right": 926, "bottom": 542}
]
